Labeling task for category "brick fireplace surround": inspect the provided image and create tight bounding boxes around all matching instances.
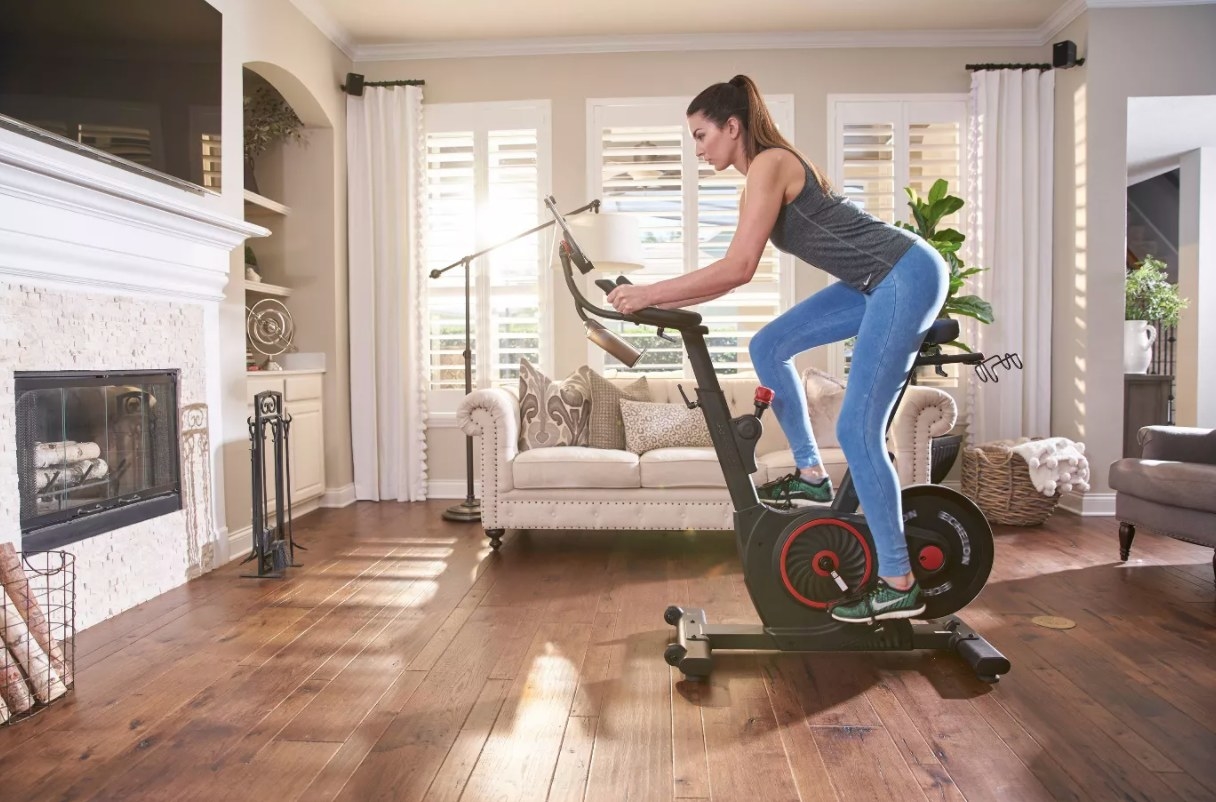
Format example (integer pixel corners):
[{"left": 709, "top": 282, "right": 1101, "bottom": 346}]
[{"left": 0, "top": 126, "right": 260, "bottom": 630}]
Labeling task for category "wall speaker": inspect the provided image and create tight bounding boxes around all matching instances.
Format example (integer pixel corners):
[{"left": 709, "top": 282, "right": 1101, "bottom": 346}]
[
  {"left": 1053, "top": 40, "right": 1078, "bottom": 69},
  {"left": 343, "top": 72, "right": 365, "bottom": 96}
]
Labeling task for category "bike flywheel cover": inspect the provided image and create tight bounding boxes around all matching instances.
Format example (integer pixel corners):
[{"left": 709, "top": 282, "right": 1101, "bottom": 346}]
[
  {"left": 776, "top": 516, "right": 874, "bottom": 609},
  {"left": 902, "top": 485, "right": 995, "bottom": 618}
]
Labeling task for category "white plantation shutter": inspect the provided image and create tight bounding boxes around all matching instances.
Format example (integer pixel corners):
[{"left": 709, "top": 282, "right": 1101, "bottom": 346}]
[
  {"left": 598, "top": 123, "right": 686, "bottom": 375},
  {"left": 840, "top": 120, "right": 897, "bottom": 222},
  {"left": 486, "top": 129, "right": 542, "bottom": 384},
  {"left": 425, "top": 130, "right": 476, "bottom": 392},
  {"left": 828, "top": 96, "right": 968, "bottom": 377},
  {"left": 588, "top": 97, "right": 794, "bottom": 378},
  {"left": 423, "top": 102, "right": 551, "bottom": 403}
]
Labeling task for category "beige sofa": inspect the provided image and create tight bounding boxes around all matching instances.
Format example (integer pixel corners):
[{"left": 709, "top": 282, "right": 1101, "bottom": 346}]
[{"left": 457, "top": 368, "right": 957, "bottom": 548}]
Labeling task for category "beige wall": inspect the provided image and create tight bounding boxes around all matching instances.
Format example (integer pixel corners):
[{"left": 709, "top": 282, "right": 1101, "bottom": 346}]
[
  {"left": 204, "top": 0, "right": 352, "bottom": 538},
  {"left": 1052, "top": 5, "right": 1216, "bottom": 497},
  {"left": 358, "top": 44, "right": 1050, "bottom": 486}
]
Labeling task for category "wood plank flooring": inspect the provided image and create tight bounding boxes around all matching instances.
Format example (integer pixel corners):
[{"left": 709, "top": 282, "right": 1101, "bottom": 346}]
[{"left": 2, "top": 501, "right": 1213, "bottom": 801}]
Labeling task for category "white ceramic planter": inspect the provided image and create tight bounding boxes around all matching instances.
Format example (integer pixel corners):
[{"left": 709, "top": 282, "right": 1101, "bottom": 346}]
[{"left": 1123, "top": 320, "right": 1157, "bottom": 374}]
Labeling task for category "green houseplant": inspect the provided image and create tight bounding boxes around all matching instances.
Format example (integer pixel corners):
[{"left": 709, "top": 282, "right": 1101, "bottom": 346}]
[
  {"left": 1125, "top": 254, "right": 1186, "bottom": 326},
  {"left": 1123, "top": 254, "right": 1187, "bottom": 374},
  {"left": 243, "top": 84, "right": 306, "bottom": 194},
  {"left": 895, "top": 179, "right": 993, "bottom": 353}
]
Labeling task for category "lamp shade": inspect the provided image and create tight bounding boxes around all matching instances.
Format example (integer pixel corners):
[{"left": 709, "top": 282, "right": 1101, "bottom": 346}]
[{"left": 557, "top": 212, "right": 644, "bottom": 273}]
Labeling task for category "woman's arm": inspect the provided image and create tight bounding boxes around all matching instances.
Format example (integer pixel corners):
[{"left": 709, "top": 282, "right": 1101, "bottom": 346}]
[
  {"left": 657, "top": 288, "right": 733, "bottom": 309},
  {"left": 607, "top": 151, "right": 787, "bottom": 314}
]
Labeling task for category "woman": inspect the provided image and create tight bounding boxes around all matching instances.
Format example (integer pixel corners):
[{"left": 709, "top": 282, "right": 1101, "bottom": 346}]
[{"left": 606, "top": 75, "right": 947, "bottom": 624}]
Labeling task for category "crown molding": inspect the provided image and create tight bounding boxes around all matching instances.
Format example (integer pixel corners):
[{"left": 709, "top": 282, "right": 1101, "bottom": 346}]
[
  {"left": 290, "top": 0, "right": 1214, "bottom": 64},
  {"left": 1039, "top": 0, "right": 1089, "bottom": 42},
  {"left": 353, "top": 28, "right": 1047, "bottom": 62},
  {"left": 287, "top": 0, "right": 355, "bottom": 60},
  {"left": 1087, "top": 0, "right": 1215, "bottom": 7}
]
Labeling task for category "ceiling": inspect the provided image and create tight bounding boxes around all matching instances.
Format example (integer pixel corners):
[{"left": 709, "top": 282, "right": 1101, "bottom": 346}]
[
  {"left": 1127, "top": 96, "right": 1216, "bottom": 180},
  {"left": 293, "top": 0, "right": 1088, "bottom": 56}
]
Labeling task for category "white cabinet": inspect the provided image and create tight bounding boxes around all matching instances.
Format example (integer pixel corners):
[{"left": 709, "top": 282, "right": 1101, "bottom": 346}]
[{"left": 247, "top": 370, "right": 325, "bottom": 510}]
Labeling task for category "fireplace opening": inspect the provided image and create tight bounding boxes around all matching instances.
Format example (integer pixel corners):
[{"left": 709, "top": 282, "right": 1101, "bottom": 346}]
[{"left": 15, "top": 370, "right": 181, "bottom": 552}]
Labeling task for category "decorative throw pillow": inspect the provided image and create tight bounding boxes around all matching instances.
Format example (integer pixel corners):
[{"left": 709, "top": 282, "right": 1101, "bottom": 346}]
[
  {"left": 619, "top": 399, "right": 713, "bottom": 454},
  {"left": 518, "top": 358, "right": 591, "bottom": 450},
  {"left": 583, "top": 368, "right": 650, "bottom": 450}
]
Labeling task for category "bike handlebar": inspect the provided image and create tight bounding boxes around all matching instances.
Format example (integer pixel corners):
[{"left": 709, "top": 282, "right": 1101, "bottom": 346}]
[{"left": 557, "top": 241, "right": 704, "bottom": 332}]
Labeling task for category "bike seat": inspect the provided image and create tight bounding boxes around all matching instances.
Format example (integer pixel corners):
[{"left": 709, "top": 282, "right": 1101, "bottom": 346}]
[{"left": 923, "top": 319, "right": 960, "bottom": 347}]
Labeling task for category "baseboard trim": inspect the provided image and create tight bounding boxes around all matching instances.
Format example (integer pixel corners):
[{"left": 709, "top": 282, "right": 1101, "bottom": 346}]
[
  {"left": 224, "top": 496, "right": 323, "bottom": 563},
  {"left": 1059, "top": 491, "right": 1116, "bottom": 517},
  {"left": 322, "top": 483, "right": 357, "bottom": 508},
  {"left": 226, "top": 525, "right": 251, "bottom": 563},
  {"left": 428, "top": 479, "right": 482, "bottom": 500}
]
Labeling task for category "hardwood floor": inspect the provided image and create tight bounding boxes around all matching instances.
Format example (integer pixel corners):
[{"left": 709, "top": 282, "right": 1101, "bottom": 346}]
[{"left": 2, "top": 501, "right": 1213, "bottom": 801}]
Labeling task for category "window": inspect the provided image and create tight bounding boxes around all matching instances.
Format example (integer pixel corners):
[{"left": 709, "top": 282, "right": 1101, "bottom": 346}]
[
  {"left": 587, "top": 97, "right": 795, "bottom": 377},
  {"left": 827, "top": 95, "right": 968, "bottom": 378},
  {"left": 423, "top": 102, "right": 551, "bottom": 408}
]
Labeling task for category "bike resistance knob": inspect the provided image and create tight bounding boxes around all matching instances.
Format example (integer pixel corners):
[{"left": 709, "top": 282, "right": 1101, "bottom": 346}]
[{"left": 754, "top": 386, "right": 774, "bottom": 417}]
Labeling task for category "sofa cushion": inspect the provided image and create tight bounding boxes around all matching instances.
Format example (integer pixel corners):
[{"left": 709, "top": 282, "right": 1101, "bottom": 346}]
[
  {"left": 585, "top": 368, "right": 650, "bottom": 450},
  {"left": 513, "top": 446, "right": 640, "bottom": 489},
  {"left": 1109, "top": 458, "right": 1216, "bottom": 514},
  {"left": 620, "top": 399, "right": 712, "bottom": 453},
  {"left": 639, "top": 447, "right": 769, "bottom": 488},
  {"left": 518, "top": 359, "right": 591, "bottom": 450}
]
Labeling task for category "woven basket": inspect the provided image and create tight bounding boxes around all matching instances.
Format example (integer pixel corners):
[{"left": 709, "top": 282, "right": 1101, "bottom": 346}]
[{"left": 961, "top": 443, "right": 1061, "bottom": 526}]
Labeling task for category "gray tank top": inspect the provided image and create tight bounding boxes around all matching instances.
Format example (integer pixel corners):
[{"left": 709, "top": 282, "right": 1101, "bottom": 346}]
[{"left": 768, "top": 155, "right": 917, "bottom": 293}]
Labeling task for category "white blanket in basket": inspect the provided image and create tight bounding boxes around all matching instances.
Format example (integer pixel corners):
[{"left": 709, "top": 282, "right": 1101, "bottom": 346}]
[{"left": 986, "top": 437, "right": 1092, "bottom": 496}]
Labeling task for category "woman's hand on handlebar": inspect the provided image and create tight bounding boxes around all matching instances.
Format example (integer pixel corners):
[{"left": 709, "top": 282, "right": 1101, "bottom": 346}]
[{"left": 607, "top": 283, "right": 656, "bottom": 316}]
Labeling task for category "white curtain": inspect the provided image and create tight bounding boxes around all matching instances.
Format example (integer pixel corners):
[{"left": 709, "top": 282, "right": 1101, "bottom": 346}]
[
  {"left": 347, "top": 85, "right": 429, "bottom": 501},
  {"left": 966, "top": 69, "right": 1055, "bottom": 443}
]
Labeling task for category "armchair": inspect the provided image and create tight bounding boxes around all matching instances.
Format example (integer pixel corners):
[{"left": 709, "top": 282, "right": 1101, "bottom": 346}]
[{"left": 1108, "top": 425, "right": 1216, "bottom": 580}]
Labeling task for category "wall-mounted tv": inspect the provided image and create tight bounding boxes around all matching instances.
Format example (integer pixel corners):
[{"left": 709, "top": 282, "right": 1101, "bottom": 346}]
[{"left": 0, "top": 0, "right": 223, "bottom": 193}]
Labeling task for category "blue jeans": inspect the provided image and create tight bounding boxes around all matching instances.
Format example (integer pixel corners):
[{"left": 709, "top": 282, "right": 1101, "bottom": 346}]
[{"left": 749, "top": 238, "right": 948, "bottom": 577}]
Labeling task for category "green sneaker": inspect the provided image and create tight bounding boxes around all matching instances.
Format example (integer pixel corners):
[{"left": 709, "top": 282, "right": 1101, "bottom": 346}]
[
  {"left": 757, "top": 470, "right": 833, "bottom": 507},
  {"left": 830, "top": 579, "right": 926, "bottom": 624}
]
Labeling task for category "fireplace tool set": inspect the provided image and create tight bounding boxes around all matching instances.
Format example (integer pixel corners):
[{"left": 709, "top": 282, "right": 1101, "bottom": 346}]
[{"left": 242, "top": 390, "right": 304, "bottom": 578}]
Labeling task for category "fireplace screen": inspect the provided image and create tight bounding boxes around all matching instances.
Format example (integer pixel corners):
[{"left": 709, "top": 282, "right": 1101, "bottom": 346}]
[{"left": 15, "top": 371, "right": 181, "bottom": 551}]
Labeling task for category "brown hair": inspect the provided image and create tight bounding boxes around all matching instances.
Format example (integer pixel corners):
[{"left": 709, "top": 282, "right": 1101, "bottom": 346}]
[{"left": 686, "top": 74, "right": 831, "bottom": 192}]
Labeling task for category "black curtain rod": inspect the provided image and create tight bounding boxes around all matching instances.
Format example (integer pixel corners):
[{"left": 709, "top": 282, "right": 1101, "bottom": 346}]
[
  {"left": 340, "top": 72, "right": 424, "bottom": 96},
  {"left": 363, "top": 79, "right": 425, "bottom": 86},
  {"left": 966, "top": 62, "right": 1052, "bottom": 71}
]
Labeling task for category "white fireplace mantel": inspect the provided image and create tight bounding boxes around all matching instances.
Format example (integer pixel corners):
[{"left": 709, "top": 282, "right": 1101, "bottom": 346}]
[
  {"left": 0, "top": 124, "right": 264, "bottom": 628},
  {"left": 0, "top": 126, "right": 265, "bottom": 301}
]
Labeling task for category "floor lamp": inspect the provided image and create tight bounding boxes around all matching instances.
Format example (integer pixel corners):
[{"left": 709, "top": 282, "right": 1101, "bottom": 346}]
[{"left": 429, "top": 200, "right": 644, "bottom": 523}]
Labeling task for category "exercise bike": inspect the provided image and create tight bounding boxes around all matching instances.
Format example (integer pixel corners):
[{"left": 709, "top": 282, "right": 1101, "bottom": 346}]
[{"left": 546, "top": 196, "right": 1011, "bottom": 683}]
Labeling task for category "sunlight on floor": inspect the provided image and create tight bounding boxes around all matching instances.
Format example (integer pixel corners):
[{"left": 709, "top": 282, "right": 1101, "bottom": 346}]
[{"left": 501, "top": 641, "right": 580, "bottom": 738}]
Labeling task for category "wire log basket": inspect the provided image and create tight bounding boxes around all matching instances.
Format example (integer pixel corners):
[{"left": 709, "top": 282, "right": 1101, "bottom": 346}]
[
  {"left": 0, "top": 548, "right": 76, "bottom": 726},
  {"left": 961, "top": 443, "right": 1062, "bottom": 526}
]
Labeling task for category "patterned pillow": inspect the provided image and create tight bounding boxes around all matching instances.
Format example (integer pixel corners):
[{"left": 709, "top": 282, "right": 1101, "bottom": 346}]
[
  {"left": 518, "top": 359, "right": 591, "bottom": 450},
  {"left": 619, "top": 399, "right": 713, "bottom": 454},
  {"left": 583, "top": 368, "right": 650, "bottom": 450}
]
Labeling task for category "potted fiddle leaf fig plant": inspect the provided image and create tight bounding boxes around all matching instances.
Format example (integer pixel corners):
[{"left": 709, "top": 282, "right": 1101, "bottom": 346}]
[
  {"left": 1123, "top": 254, "right": 1186, "bottom": 374},
  {"left": 895, "top": 179, "right": 993, "bottom": 354},
  {"left": 243, "top": 83, "right": 306, "bottom": 195}
]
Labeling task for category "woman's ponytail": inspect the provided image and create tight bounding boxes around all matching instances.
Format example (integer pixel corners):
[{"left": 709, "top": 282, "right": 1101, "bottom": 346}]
[{"left": 688, "top": 74, "right": 830, "bottom": 192}]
